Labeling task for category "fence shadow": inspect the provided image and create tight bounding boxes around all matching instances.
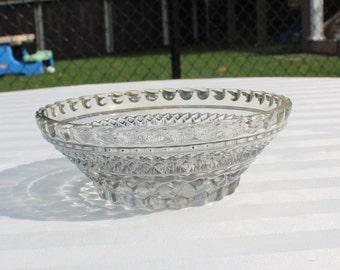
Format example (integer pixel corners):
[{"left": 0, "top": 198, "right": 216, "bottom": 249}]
[{"left": 0, "top": 158, "right": 158, "bottom": 221}]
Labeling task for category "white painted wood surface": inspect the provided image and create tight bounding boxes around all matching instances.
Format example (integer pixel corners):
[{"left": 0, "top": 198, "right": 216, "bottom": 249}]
[{"left": 0, "top": 78, "right": 339, "bottom": 269}]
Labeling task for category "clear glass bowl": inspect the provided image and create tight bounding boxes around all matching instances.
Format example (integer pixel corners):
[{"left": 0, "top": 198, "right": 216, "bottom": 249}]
[{"left": 36, "top": 88, "right": 292, "bottom": 209}]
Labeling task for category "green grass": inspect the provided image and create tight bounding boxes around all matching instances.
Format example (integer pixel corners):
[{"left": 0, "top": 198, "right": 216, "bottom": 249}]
[
  {"left": 0, "top": 52, "right": 172, "bottom": 92},
  {"left": 1, "top": 46, "right": 339, "bottom": 92}
]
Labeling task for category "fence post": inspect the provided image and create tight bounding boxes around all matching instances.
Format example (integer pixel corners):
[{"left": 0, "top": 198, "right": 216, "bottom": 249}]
[
  {"left": 34, "top": 1, "right": 45, "bottom": 50},
  {"left": 192, "top": 0, "right": 198, "bottom": 41},
  {"left": 204, "top": 0, "right": 210, "bottom": 40},
  {"left": 227, "top": 0, "right": 236, "bottom": 44},
  {"left": 301, "top": 0, "right": 311, "bottom": 52},
  {"left": 309, "top": 0, "right": 325, "bottom": 41},
  {"left": 168, "top": 0, "right": 181, "bottom": 79},
  {"left": 161, "top": 0, "right": 170, "bottom": 46},
  {"left": 256, "top": 0, "right": 268, "bottom": 45},
  {"left": 103, "top": 0, "right": 114, "bottom": 53}
]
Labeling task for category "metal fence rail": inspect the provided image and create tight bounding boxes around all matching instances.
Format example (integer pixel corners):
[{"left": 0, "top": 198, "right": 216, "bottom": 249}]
[{"left": 0, "top": 0, "right": 339, "bottom": 91}]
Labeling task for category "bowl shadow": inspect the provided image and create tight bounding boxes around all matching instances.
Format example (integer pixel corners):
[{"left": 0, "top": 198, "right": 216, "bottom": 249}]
[{"left": 0, "top": 158, "right": 158, "bottom": 221}]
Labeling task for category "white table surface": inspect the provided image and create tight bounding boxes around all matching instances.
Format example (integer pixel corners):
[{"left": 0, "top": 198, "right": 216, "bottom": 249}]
[{"left": 0, "top": 78, "right": 340, "bottom": 270}]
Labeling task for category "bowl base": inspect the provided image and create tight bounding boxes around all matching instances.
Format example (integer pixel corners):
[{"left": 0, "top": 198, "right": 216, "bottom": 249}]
[{"left": 94, "top": 176, "right": 240, "bottom": 210}]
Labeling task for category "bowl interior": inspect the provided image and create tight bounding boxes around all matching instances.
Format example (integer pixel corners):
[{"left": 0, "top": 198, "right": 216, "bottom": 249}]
[{"left": 36, "top": 88, "right": 292, "bottom": 148}]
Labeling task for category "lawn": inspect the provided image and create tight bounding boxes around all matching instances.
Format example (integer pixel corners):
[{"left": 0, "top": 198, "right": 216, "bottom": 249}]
[{"left": 1, "top": 46, "right": 339, "bottom": 92}]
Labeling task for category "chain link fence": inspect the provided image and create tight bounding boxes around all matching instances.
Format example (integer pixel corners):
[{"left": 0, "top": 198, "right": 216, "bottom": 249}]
[{"left": 0, "top": 0, "right": 339, "bottom": 91}]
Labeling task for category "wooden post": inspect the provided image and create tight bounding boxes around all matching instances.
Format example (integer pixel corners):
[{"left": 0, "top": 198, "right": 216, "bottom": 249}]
[
  {"left": 104, "top": 0, "right": 114, "bottom": 53},
  {"left": 34, "top": 1, "right": 45, "bottom": 50},
  {"left": 227, "top": 0, "right": 236, "bottom": 44},
  {"left": 256, "top": 0, "right": 267, "bottom": 45}
]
